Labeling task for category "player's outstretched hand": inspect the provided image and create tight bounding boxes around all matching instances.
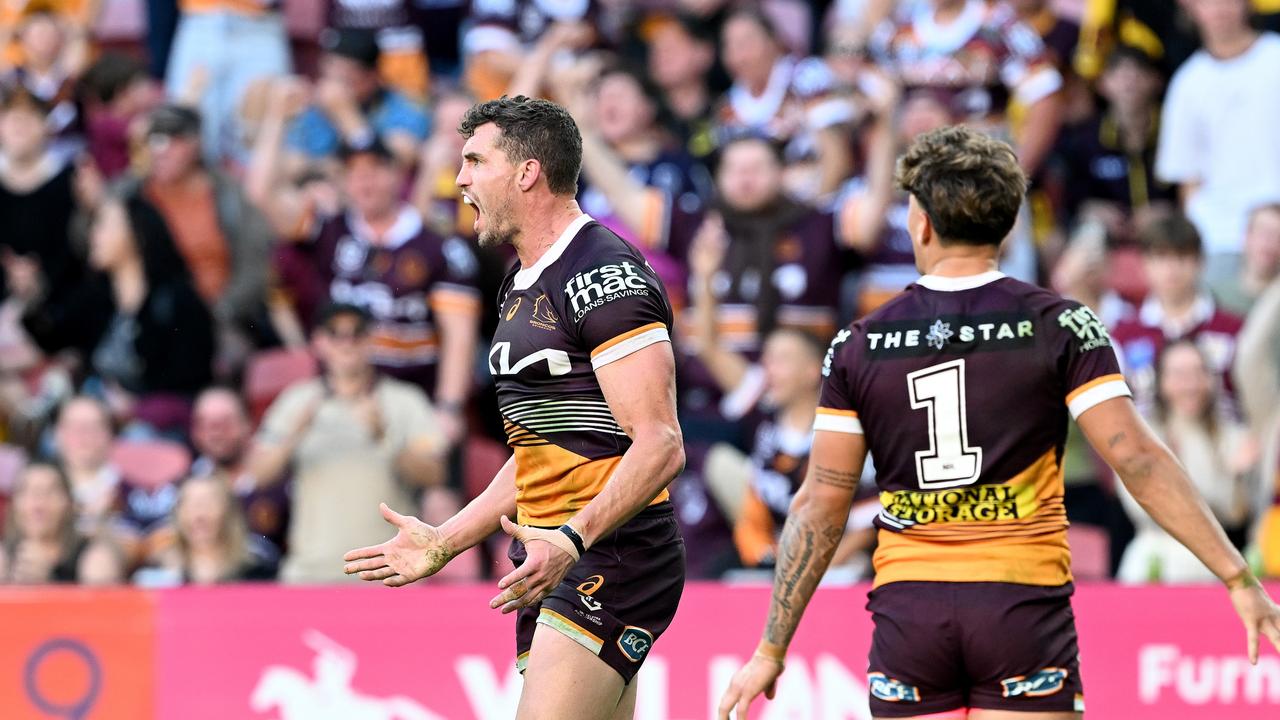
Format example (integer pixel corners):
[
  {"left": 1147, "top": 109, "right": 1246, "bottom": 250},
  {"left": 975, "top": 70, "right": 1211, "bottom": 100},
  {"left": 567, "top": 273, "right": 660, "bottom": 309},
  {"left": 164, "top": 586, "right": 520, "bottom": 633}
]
[
  {"left": 717, "top": 655, "right": 784, "bottom": 720},
  {"left": 490, "top": 515, "right": 578, "bottom": 614},
  {"left": 1229, "top": 582, "right": 1280, "bottom": 663},
  {"left": 342, "top": 503, "right": 456, "bottom": 587}
]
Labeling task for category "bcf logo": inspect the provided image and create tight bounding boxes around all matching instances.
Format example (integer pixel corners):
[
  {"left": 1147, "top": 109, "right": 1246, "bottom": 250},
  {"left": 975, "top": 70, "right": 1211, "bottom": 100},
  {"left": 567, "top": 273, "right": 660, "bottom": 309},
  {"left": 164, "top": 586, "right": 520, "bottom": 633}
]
[{"left": 617, "top": 627, "right": 654, "bottom": 663}]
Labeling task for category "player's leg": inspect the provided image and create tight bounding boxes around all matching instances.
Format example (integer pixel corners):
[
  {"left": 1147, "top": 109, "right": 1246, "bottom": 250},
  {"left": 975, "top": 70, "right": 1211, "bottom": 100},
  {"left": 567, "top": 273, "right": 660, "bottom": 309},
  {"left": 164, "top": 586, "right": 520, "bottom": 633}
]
[
  {"left": 608, "top": 673, "right": 639, "bottom": 720},
  {"left": 516, "top": 622, "right": 626, "bottom": 720},
  {"left": 873, "top": 710, "right": 969, "bottom": 720}
]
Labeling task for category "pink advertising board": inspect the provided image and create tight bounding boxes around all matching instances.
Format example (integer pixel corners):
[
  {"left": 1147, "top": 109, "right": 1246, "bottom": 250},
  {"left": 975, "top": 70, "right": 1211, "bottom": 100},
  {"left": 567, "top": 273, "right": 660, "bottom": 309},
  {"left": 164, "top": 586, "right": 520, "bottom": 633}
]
[{"left": 147, "top": 583, "right": 1280, "bottom": 720}]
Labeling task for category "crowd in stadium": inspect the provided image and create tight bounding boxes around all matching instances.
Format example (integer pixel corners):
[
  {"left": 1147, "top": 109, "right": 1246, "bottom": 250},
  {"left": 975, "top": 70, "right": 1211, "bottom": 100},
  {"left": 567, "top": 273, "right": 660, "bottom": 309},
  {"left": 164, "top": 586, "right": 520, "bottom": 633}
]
[{"left": 1, "top": 0, "right": 1279, "bottom": 589}]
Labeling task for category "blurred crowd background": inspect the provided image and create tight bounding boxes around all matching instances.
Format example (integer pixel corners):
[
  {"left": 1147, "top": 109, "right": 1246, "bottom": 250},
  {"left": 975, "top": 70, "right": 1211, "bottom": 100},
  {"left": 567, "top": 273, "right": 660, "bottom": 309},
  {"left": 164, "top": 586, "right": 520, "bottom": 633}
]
[{"left": 2, "top": 0, "right": 1280, "bottom": 590}]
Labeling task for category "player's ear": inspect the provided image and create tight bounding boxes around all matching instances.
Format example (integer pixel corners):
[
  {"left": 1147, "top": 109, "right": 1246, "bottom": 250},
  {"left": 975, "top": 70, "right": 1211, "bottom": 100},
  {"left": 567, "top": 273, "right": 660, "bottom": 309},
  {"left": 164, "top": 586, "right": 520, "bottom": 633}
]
[{"left": 516, "top": 159, "right": 541, "bottom": 192}]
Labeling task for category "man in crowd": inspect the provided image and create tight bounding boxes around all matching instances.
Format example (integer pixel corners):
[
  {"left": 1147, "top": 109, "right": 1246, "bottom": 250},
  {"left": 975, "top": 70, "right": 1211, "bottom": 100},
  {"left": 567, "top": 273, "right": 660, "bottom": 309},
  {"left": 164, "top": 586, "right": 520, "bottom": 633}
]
[
  {"left": 1111, "top": 213, "right": 1244, "bottom": 413},
  {"left": 189, "top": 387, "right": 288, "bottom": 551},
  {"left": 248, "top": 302, "right": 444, "bottom": 584},
  {"left": 1156, "top": 0, "right": 1280, "bottom": 285},
  {"left": 287, "top": 28, "right": 428, "bottom": 168}
]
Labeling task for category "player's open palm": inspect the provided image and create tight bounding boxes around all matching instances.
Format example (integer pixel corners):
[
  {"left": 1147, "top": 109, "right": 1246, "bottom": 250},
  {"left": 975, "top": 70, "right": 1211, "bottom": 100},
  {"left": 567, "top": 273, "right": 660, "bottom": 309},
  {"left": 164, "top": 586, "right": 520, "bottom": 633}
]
[
  {"left": 1229, "top": 584, "right": 1280, "bottom": 663},
  {"left": 342, "top": 503, "right": 456, "bottom": 587},
  {"left": 717, "top": 656, "right": 784, "bottom": 720}
]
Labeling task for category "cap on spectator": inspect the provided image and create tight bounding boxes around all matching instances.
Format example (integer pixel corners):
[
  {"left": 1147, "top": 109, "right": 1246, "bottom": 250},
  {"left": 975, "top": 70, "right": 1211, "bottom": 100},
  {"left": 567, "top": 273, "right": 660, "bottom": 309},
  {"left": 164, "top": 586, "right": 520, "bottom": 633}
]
[
  {"left": 337, "top": 134, "right": 396, "bottom": 164},
  {"left": 319, "top": 27, "right": 381, "bottom": 70},
  {"left": 148, "top": 104, "right": 201, "bottom": 138},
  {"left": 317, "top": 301, "right": 373, "bottom": 332}
]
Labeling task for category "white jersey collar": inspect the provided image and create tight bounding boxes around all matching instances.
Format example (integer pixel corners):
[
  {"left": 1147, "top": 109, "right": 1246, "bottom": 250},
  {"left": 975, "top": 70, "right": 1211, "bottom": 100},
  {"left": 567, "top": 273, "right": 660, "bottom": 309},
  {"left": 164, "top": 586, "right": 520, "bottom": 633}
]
[
  {"left": 915, "top": 270, "right": 1006, "bottom": 292},
  {"left": 512, "top": 213, "right": 594, "bottom": 291},
  {"left": 348, "top": 204, "right": 423, "bottom": 250}
]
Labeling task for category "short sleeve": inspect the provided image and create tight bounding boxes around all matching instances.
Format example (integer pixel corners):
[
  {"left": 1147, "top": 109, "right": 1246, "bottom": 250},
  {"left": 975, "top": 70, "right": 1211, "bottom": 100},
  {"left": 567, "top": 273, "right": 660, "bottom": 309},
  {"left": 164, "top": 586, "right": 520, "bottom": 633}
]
[
  {"left": 566, "top": 256, "right": 673, "bottom": 371},
  {"left": 428, "top": 235, "right": 483, "bottom": 316},
  {"left": 814, "top": 327, "right": 864, "bottom": 434},
  {"left": 997, "top": 17, "right": 1063, "bottom": 105},
  {"left": 1051, "top": 302, "right": 1131, "bottom": 419},
  {"left": 256, "top": 382, "right": 319, "bottom": 446},
  {"left": 382, "top": 382, "right": 438, "bottom": 452}
]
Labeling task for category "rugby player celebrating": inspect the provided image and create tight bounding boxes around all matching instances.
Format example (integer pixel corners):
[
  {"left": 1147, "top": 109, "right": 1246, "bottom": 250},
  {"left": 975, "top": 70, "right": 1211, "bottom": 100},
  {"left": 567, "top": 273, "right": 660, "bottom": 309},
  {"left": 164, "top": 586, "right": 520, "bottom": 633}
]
[
  {"left": 719, "top": 126, "right": 1280, "bottom": 720},
  {"left": 344, "top": 96, "right": 685, "bottom": 720}
]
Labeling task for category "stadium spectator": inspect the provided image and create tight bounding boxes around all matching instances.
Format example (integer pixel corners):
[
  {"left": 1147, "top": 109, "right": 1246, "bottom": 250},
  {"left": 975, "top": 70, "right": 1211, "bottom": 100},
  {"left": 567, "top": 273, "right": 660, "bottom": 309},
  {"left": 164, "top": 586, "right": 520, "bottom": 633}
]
[
  {"left": 1117, "top": 340, "right": 1256, "bottom": 582},
  {"left": 286, "top": 28, "right": 429, "bottom": 168},
  {"left": 1111, "top": 213, "right": 1243, "bottom": 414},
  {"left": 1234, "top": 275, "right": 1280, "bottom": 575},
  {"left": 870, "top": 0, "right": 1064, "bottom": 177},
  {"left": 1156, "top": 0, "right": 1280, "bottom": 285},
  {"left": 165, "top": 0, "right": 291, "bottom": 161},
  {"left": 147, "top": 474, "right": 277, "bottom": 584},
  {"left": 0, "top": 7, "right": 90, "bottom": 161},
  {"left": 77, "top": 53, "right": 162, "bottom": 180},
  {"left": 52, "top": 395, "right": 121, "bottom": 533},
  {"left": 0, "top": 462, "right": 87, "bottom": 584},
  {"left": 1057, "top": 46, "right": 1176, "bottom": 235},
  {"left": 688, "top": 221, "right": 875, "bottom": 570},
  {"left": 554, "top": 58, "right": 712, "bottom": 253},
  {"left": 0, "top": 86, "right": 84, "bottom": 313},
  {"left": 76, "top": 536, "right": 127, "bottom": 585},
  {"left": 329, "top": 0, "right": 428, "bottom": 101},
  {"left": 116, "top": 104, "right": 274, "bottom": 366},
  {"left": 1212, "top": 203, "right": 1280, "bottom": 317},
  {"left": 247, "top": 302, "right": 445, "bottom": 583},
  {"left": 266, "top": 135, "right": 481, "bottom": 441},
  {"left": 19, "top": 193, "right": 215, "bottom": 435},
  {"left": 189, "top": 387, "right": 288, "bottom": 551},
  {"left": 460, "top": 0, "right": 597, "bottom": 101},
  {"left": 644, "top": 13, "right": 719, "bottom": 159}
]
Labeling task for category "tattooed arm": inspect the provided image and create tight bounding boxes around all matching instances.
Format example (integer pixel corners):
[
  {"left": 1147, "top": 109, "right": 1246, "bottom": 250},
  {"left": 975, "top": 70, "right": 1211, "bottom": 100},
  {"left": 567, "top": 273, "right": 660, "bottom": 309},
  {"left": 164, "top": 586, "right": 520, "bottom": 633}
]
[
  {"left": 718, "top": 430, "right": 868, "bottom": 719},
  {"left": 1079, "top": 396, "right": 1280, "bottom": 663}
]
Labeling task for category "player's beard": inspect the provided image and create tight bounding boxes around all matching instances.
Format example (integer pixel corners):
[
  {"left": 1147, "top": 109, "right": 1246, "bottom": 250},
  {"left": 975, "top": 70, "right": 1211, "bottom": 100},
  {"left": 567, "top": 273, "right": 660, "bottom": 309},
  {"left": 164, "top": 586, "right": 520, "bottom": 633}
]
[{"left": 477, "top": 193, "right": 517, "bottom": 248}]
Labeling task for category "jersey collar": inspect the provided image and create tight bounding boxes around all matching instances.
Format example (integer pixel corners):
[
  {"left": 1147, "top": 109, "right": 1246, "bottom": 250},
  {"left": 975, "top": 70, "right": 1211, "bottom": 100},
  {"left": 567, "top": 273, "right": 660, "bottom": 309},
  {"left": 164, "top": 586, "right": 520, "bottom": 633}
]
[
  {"left": 348, "top": 204, "right": 423, "bottom": 250},
  {"left": 915, "top": 270, "right": 1006, "bottom": 292},
  {"left": 512, "top": 213, "right": 594, "bottom": 291}
]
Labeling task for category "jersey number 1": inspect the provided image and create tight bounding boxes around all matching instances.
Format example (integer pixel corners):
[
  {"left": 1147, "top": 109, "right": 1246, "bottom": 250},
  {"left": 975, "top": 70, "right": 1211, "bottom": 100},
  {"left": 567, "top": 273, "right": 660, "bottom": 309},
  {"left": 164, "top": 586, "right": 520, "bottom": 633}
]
[{"left": 907, "top": 359, "right": 983, "bottom": 489}]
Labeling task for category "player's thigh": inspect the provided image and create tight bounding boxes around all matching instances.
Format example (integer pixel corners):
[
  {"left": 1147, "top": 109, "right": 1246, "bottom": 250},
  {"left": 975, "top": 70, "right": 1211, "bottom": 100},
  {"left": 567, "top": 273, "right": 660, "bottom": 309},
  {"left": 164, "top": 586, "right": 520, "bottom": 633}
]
[
  {"left": 608, "top": 674, "right": 639, "bottom": 720},
  {"left": 517, "top": 622, "right": 626, "bottom": 720},
  {"left": 968, "top": 710, "right": 1080, "bottom": 720}
]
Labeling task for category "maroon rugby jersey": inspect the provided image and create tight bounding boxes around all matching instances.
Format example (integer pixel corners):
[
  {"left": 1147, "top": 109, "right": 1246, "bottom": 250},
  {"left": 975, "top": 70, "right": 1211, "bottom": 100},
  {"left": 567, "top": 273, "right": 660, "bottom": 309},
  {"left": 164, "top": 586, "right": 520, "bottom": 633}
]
[
  {"left": 491, "top": 215, "right": 675, "bottom": 526},
  {"left": 304, "top": 205, "right": 482, "bottom": 391},
  {"left": 815, "top": 271, "right": 1130, "bottom": 588}
]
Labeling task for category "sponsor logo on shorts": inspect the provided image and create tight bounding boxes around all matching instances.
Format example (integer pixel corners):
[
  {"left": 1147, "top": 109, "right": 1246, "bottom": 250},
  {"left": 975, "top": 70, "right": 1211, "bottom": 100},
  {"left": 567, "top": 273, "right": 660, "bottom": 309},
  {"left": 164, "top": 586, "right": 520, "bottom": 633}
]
[
  {"left": 1001, "top": 668, "right": 1069, "bottom": 698},
  {"left": 576, "top": 575, "right": 605, "bottom": 595},
  {"left": 563, "top": 262, "right": 651, "bottom": 320},
  {"left": 579, "top": 594, "right": 603, "bottom": 612},
  {"left": 617, "top": 626, "right": 654, "bottom": 663},
  {"left": 868, "top": 672, "right": 921, "bottom": 702}
]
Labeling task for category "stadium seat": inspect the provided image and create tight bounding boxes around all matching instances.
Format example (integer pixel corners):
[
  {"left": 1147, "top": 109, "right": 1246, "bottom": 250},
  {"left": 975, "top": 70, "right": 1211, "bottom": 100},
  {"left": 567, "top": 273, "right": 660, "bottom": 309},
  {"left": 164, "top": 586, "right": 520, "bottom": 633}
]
[
  {"left": 464, "top": 436, "right": 512, "bottom": 501},
  {"left": 244, "top": 349, "right": 319, "bottom": 424},
  {"left": 110, "top": 440, "right": 192, "bottom": 489},
  {"left": 1068, "top": 524, "right": 1112, "bottom": 580}
]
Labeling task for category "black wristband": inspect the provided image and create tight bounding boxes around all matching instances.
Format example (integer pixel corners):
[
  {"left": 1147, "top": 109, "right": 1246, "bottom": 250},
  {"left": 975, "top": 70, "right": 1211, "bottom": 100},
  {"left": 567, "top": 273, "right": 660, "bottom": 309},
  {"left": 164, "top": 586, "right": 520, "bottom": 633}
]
[{"left": 558, "top": 524, "right": 587, "bottom": 557}]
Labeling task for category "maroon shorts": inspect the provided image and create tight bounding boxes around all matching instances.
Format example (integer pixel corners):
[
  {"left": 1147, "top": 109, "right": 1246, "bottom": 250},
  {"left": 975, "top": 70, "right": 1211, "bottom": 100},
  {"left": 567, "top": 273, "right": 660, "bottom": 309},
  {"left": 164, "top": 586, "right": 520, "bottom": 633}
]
[
  {"left": 866, "top": 581, "right": 1085, "bottom": 717},
  {"left": 510, "top": 502, "right": 685, "bottom": 683}
]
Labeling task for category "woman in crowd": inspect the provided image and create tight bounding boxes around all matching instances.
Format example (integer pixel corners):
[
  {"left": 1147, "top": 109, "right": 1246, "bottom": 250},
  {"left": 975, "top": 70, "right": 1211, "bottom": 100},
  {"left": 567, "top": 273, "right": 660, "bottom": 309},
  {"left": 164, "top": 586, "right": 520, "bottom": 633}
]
[
  {"left": 18, "top": 193, "right": 215, "bottom": 436},
  {"left": 148, "top": 474, "right": 276, "bottom": 584},
  {"left": 1118, "top": 340, "right": 1257, "bottom": 582},
  {"left": 0, "top": 462, "right": 86, "bottom": 584}
]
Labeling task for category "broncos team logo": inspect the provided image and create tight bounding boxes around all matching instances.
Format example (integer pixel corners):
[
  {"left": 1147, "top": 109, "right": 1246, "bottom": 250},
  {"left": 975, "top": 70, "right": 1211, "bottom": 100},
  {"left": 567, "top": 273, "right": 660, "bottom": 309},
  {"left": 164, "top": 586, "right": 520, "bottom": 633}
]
[{"left": 530, "top": 294, "right": 559, "bottom": 331}]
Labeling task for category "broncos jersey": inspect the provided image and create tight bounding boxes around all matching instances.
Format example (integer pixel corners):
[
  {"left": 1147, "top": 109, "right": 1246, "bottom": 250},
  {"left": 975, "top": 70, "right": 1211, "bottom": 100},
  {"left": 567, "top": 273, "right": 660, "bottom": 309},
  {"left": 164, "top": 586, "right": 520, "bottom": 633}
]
[
  {"left": 491, "top": 215, "right": 675, "bottom": 526},
  {"left": 816, "top": 271, "right": 1130, "bottom": 588}
]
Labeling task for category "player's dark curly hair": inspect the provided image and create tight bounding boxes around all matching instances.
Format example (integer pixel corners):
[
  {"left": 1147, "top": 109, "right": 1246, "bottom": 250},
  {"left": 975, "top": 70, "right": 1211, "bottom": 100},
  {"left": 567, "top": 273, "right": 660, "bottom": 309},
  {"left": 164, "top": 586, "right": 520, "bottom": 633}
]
[
  {"left": 895, "top": 125, "right": 1026, "bottom": 247},
  {"left": 457, "top": 95, "right": 582, "bottom": 196}
]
